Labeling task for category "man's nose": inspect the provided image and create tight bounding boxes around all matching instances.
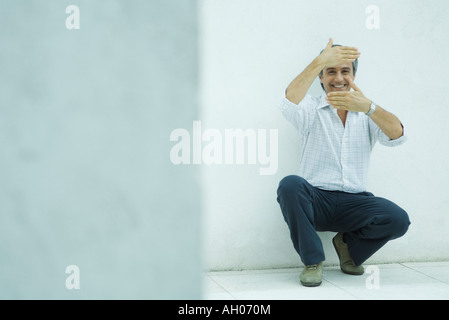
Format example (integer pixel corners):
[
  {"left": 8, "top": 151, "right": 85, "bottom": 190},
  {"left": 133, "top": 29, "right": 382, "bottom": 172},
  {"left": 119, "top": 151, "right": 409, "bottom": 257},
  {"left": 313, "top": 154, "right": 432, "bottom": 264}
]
[{"left": 335, "top": 72, "right": 343, "bottom": 81}]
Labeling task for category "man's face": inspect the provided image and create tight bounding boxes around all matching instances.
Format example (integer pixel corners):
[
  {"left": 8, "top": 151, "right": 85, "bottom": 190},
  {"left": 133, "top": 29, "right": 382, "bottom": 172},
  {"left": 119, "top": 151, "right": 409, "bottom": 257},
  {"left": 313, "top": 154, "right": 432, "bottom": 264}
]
[{"left": 319, "top": 63, "right": 355, "bottom": 93}]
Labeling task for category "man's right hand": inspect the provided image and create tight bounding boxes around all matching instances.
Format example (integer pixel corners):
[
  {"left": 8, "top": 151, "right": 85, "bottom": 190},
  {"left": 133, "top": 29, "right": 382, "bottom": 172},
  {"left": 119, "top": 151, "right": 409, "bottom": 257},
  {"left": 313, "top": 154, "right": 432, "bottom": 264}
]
[{"left": 318, "top": 38, "right": 360, "bottom": 68}]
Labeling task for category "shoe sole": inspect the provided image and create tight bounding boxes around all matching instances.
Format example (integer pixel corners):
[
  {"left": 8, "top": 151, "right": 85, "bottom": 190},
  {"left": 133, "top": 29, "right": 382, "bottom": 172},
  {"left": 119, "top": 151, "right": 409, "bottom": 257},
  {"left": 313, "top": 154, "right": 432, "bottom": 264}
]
[
  {"left": 332, "top": 236, "right": 364, "bottom": 276},
  {"left": 300, "top": 280, "right": 322, "bottom": 287}
]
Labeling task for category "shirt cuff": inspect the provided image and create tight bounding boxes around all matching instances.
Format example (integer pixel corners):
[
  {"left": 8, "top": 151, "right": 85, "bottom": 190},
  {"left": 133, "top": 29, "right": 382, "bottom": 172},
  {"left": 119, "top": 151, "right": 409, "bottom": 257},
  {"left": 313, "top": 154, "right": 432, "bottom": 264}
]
[
  {"left": 279, "top": 95, "right": 299, "bottom": 111},
  {"left": 379, "top": 124, "right": 408, "bottom": 147}
]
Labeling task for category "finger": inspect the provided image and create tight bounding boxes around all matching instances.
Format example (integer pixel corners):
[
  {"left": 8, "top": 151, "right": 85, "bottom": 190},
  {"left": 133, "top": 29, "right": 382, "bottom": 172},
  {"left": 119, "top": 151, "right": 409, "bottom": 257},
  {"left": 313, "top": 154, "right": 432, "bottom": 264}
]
[
  {"left": 337, "top": 49, "right": 360, "bottom": 57},
  {"left": 341, "top": 53, "right": 361, "bottom": 58},
  {"left": 337, "top": 51, "right": 360, "bottom": 58},
  {"left": 327, "top": 92, "right": 349, "bottom": 97},
  {"left": 329, "top": 103, "right": 349, "bottom": 110},
  {"left": 339, "top": 53, "right": 360, "bottom": 59},
  {"left": 326, "top": 96, "right": 347, "bottom": 103},
  {"left": 339, "top": 46, "right": 359, "bottom": 52},
  {"left": 327, "top": 100, "right": 347, "bottom": 107},
  {"left": 348, "top": 79, "right": 362, "bottom": 92},
  {"left": 326, "top": 37, "right": 333, "bottom": 48},
  {"left": 326, "top": 98, "right": 346, "bottom": 106},
  {"left": 338, "top": 55, "right": 360, "bottom": 63}
]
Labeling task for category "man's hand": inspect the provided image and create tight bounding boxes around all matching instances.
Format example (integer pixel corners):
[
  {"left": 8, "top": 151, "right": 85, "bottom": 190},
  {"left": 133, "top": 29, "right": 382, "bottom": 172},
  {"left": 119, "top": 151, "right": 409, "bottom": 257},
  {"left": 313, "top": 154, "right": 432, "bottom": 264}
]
[
  {"left": 285, "top": 38, "right": 360, "bottom": 105},
  {"left": 318, "top": 38, "right": 360, "bottom": 68},
  {"left": 326, "top": 79, "right": 371, "bottom": 113}
]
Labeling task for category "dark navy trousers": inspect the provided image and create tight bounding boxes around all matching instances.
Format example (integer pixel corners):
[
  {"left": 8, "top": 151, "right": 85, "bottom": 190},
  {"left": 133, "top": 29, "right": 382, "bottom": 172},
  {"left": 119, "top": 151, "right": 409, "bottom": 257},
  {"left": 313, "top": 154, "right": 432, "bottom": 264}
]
[{"left": 277, "top": 175, "right": 410, "bottom": 266}]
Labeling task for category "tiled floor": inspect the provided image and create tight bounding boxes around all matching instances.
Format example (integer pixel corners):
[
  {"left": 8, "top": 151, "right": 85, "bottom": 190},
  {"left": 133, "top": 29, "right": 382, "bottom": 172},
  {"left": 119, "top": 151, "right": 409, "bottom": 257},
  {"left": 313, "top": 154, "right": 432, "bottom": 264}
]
[{"left": 203, "top": 261, "right": 449, "bottom": 300}]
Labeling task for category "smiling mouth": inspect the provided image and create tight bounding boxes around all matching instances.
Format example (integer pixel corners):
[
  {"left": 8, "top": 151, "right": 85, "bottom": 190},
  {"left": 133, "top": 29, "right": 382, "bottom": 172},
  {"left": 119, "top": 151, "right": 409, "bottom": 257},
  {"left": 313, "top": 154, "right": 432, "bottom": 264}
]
[{"left": 331, "top": 84, "right": 347, "bottom": 90}]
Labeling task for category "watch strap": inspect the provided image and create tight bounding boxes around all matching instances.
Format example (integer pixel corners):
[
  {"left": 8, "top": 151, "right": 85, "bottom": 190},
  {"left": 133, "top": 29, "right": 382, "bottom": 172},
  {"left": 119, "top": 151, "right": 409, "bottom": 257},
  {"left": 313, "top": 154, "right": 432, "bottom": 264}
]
[{"left": 366, "top": 101, "right": 376, "bottom": 117}]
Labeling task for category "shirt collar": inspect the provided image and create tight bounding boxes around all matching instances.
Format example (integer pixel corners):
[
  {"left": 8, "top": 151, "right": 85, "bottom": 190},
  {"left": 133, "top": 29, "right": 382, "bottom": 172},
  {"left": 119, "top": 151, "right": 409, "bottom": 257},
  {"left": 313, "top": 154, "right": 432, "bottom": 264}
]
[{"left": 317, "top": 92, "right": 330, "bottom": 109}]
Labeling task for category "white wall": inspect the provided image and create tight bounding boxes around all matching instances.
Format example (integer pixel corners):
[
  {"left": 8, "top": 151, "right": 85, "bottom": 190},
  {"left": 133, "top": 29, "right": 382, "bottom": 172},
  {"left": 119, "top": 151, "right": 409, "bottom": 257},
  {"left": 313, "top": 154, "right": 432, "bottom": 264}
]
[
  {"left": 0, "top": 0, "right": 201, "bottom": 299},
  {"left": 200, "top": 0, "right": 449, "bottom": 270}
]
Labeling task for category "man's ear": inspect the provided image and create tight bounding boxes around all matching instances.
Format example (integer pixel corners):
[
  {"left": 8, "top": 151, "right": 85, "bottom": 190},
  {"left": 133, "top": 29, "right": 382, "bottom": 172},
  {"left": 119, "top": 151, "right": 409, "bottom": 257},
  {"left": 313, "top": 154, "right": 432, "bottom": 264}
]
[{"left": 318, "top": 72, "right": 325, "bottom": 90}]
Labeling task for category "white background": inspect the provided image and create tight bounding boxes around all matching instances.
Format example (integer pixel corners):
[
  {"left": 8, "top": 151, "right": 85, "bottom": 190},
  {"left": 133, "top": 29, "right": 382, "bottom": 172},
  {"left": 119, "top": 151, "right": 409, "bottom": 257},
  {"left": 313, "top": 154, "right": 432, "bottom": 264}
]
[{"left": 200, "top": 0, "right": 449, "bottom": 270}]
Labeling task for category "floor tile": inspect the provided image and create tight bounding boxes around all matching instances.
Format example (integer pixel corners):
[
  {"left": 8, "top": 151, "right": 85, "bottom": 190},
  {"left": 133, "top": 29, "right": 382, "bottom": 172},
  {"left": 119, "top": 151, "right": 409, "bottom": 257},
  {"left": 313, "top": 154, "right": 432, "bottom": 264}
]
[
  {"left": 202, "top": 275, "right": 236, "bottom": 300},
  {"left": 402, "top": 262, "right": 449, "bottom": 284},
  {"left": 207, "top": 268, "right": 356, "bottom": 300},
  {"left": 324, "top": 264, "right": 449, "bottom": 300},
  {"left": 204, "top": 262, "right": 449, "bottom": 300}
]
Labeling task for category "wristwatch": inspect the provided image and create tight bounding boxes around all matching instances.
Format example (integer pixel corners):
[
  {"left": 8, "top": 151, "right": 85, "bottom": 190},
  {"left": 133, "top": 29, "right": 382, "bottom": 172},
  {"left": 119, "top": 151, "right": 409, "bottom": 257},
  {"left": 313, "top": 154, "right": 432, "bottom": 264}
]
[{"left": 366, "top": 101, "right": 376, "bottom": 117}]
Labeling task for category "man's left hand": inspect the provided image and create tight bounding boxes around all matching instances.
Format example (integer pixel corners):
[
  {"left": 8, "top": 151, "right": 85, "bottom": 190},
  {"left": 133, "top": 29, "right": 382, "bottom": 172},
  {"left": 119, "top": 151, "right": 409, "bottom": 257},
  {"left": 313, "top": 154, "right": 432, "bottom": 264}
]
[{"left": 326, "top": 79, "right": 371, "bottom": 113}]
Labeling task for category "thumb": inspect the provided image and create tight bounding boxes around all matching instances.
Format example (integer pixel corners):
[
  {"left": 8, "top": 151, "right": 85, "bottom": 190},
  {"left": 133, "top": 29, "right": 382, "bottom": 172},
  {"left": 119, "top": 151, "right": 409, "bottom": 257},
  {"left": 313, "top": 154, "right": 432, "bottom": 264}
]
[
  {"left": 349, "top": 79, "right": 362, "bottom": 92},
  {"left": 326, "top": 37, "right": 333, "bottom": 49}
]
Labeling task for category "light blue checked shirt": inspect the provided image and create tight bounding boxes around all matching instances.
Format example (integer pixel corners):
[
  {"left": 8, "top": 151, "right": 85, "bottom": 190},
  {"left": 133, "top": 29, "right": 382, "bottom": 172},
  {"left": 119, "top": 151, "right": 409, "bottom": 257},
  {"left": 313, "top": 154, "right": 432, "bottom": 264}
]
[{"left": 279, "top": 94, "right": 407, "bottom": 193}]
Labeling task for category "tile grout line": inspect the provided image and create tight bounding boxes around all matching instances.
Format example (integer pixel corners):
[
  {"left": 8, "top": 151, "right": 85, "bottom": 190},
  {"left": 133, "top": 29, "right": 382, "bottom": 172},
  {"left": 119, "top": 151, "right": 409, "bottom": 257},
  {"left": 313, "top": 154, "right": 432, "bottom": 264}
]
[
  {"left": 321, "top": 271, "right": 361, "bottom": 300},
  {"left": 204, "top": 274, "right": 239, "bottom": 300},
  {"left": 399, "top": 263, "right": 449, "bottom": 286}
]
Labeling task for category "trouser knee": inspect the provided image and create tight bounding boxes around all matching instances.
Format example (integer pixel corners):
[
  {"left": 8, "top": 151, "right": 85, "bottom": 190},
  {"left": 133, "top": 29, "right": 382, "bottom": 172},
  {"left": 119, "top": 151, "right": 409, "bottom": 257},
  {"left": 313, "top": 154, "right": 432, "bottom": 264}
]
[
  {"left": 389, "top": 208, "right": 411, "bottom": 239},
  {"left": 277, "top": 175, "right": 310, "bottom": 201}
]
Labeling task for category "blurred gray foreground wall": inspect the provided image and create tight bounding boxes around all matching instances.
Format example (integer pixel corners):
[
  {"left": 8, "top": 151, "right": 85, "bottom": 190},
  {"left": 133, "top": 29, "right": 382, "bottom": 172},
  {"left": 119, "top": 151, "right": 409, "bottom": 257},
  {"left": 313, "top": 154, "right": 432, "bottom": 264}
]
[{"left": 0, "top": 1, "right": 201, "bottom": 299}]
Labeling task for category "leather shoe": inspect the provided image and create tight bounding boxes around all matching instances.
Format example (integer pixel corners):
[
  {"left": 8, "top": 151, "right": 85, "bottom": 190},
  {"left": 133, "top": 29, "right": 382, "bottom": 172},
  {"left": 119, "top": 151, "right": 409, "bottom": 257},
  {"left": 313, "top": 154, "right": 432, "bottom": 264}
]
[
  {"left": 332, "top": 232, "right": 364, "bottom": 275},
  {"left": 300, "top": 261, "right": 323, "bottom": 287}
]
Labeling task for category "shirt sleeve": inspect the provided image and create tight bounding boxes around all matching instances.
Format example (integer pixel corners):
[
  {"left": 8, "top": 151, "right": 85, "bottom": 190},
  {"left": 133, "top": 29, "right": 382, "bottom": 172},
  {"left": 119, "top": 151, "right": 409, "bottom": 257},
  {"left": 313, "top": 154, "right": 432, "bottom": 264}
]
[
  {"left": 368, "top": 118, "right": 408, "bottom": 147},
  {"left": 278, "top": 94, "right": 318, "bottom": 136}
]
